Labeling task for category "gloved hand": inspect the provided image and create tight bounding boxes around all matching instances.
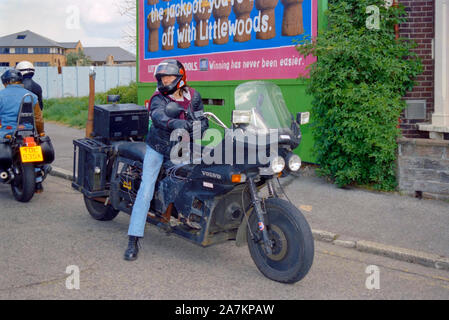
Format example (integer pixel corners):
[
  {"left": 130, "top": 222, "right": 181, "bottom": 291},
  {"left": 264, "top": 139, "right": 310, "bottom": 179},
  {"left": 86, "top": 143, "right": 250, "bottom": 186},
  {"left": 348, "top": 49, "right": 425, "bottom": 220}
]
[{"left": 168, "top": 119, "right": 192, "bottom": 131}]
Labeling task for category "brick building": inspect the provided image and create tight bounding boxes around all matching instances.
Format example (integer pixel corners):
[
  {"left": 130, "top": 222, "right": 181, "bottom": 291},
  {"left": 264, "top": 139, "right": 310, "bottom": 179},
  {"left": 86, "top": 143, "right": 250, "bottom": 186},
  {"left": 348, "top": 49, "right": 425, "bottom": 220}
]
[
  {"left": 0, "top": 30, "right": 66, "bottom": 67},
  {"left": 397, "top": 0, "right": 449, "bottom": 199},
  {"left": 60, "top": 41, "right": 84, "bottom": 55},
  {"left": 0, "top": 30, "right": 136, "bottom": 67},
  {"left": 399, "top": 0, "right": 448, "bottom": 141}
]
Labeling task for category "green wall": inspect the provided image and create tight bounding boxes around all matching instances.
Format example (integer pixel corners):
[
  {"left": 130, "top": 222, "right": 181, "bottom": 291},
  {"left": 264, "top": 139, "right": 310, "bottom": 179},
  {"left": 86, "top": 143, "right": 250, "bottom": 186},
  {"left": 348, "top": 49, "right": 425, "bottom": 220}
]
[{"left": 136, "top": 0, "right": 328, "bottom": 163}]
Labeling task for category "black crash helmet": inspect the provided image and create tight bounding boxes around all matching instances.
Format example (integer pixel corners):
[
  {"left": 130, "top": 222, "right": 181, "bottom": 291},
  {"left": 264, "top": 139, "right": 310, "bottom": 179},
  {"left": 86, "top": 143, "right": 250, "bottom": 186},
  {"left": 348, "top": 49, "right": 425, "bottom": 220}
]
[
  {"left": 1, "top": 69, "right": 23, "bottom": 85},
  {"left": 154, "top": 59, "right": 187, "bottom": 95}
]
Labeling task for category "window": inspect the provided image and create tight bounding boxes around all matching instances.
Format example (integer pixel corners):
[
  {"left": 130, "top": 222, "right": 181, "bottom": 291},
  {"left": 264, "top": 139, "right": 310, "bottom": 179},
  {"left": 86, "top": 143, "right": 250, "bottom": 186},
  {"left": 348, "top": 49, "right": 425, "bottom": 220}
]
[
  {"left": 15, "top": 47, "right": 28, "bottom": 54},
  {"left": 0, "top": 48, "right": 10, "bottom": 54},
  {"left": 33, "top": 48, "right": 50, "bottom": 54},
  {"left": 16, "top": 35, "right": 26, "bottom": 40},
  {"left": 0, "top": 62, "right": 9, "bottom": 66},
  {"left": 35, "top": 62, "right": 49, "bottom": 67}
]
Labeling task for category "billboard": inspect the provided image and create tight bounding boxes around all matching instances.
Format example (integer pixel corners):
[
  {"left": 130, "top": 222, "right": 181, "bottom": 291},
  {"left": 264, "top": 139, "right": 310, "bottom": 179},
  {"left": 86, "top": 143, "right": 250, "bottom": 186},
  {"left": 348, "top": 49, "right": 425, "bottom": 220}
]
[{"left": 138, "top": 0, "right": 317, "bottom": 82}]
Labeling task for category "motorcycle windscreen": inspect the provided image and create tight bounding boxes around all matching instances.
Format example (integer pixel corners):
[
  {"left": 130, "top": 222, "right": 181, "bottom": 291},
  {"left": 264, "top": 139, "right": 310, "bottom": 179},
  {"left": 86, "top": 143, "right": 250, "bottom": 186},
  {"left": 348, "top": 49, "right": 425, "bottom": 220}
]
[{"left": 234, "top": 81, "right": 293, "bottom": 132}]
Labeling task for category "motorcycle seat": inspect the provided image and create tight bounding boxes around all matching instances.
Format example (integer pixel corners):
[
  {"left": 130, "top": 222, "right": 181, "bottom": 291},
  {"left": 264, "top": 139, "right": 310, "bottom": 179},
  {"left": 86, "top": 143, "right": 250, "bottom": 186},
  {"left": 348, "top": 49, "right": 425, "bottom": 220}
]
[{"left": 115, "top": 141, "right": 147, "bottom": 162}]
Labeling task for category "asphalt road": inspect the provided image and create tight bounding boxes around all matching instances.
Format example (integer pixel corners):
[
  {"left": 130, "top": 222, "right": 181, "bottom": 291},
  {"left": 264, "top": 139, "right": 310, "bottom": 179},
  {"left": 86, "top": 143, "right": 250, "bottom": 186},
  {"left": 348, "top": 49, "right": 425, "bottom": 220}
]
[{"left": 1, "top": 176, "right": 449, "bottom": 301}]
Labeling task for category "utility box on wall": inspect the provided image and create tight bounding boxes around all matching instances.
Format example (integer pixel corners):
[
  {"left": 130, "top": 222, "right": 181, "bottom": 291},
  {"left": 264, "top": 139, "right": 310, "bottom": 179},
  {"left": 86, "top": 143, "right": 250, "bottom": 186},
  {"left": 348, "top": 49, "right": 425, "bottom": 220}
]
[{"left": 136, "top": 0, "right": 328, "bottom": 163}]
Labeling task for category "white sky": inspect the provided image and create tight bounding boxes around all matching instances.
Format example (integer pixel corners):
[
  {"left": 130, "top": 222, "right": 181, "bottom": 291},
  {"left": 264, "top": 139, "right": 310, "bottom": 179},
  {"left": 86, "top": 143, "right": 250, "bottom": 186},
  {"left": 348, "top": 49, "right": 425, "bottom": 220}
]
[{"left": 0, "top": 0, "right": 135, "bottom": 53}]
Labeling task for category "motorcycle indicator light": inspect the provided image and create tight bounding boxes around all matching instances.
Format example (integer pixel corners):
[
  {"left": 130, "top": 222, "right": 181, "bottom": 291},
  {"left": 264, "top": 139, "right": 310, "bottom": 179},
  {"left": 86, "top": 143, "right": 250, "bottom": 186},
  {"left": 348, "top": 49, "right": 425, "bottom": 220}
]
[
  {"left": 296, "top": 112, "right": 310, "bottom": 125},
  {"left": 231, "top": 174, "right": 247, "bottom": 183},
  {"left": 232, "top": 110, "right": 252, "bottom": 124},
  {"left": 300, "top": 112, "right": 310, "bottom": 125}
]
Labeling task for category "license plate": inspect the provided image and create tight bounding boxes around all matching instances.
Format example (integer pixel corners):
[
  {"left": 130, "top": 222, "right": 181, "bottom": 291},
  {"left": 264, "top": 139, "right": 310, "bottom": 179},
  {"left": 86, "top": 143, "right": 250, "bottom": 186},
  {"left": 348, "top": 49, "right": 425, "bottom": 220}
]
[{"left": 20, "top": 146, "right": 43, "bottom": 163}]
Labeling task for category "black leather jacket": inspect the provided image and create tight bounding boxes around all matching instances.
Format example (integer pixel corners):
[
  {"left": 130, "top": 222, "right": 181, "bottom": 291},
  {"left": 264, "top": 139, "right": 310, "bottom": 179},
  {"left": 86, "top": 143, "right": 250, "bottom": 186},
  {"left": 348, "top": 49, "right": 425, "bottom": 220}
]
[
  {"left": 146, "top": 88, "right": 208, "bottom": 159},
  {"left": 23, "top": 77, "right": 44, "bottom": 110}
]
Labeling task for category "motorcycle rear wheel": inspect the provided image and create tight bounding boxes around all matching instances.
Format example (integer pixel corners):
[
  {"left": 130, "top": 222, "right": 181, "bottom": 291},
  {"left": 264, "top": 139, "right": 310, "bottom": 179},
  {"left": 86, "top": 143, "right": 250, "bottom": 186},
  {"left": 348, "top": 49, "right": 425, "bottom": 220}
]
[
  {"left": 84, "top": 195, "right": 119, "bottom": 221},
  {"left": 11, "top": 163, "right": 35, "bottom": 203},
  {"left": 247, "top": 198, "right": 314, "bottom": 284}
]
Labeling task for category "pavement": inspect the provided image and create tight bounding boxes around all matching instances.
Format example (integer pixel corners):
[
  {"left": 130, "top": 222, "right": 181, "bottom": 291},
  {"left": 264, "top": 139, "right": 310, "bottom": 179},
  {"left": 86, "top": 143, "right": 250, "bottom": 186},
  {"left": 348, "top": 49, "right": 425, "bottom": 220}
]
[{"left": 44, "top": 122, "right": 449, "bottom": 272}]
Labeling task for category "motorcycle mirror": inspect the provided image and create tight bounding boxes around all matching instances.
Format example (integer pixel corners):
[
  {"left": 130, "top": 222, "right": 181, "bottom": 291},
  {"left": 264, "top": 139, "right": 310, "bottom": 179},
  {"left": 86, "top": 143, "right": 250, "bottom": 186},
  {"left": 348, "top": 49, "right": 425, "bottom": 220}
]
[
  {"left": 165, "top": 102, "right": 184, "bottom": 118},
  {"left": 107, "top": 95, "right": 120, "bottom": 104},
  {"left": 296, "top": 112, "right": 310, "bottom": 125}
]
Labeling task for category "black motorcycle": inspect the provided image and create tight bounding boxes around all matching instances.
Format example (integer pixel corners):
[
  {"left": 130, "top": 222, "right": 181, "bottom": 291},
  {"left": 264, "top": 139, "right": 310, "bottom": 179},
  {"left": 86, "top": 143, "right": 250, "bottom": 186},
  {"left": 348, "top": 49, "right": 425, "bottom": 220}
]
[
  {"left": 0, "top": 94, "right": 54, "bottom": 202},
  {"left": 72, "top": 81, "right": 314, "bottom": 283}
]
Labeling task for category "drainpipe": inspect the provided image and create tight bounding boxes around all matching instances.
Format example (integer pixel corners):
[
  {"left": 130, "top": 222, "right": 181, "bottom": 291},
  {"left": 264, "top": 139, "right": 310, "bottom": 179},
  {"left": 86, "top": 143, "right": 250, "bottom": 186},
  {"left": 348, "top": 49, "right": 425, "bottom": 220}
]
[
  {"left": 393, "top": 0, "right": 399, "bottom": 40},
  {"left": 394, "top": 0, "right": 401, "bottom": 129}
]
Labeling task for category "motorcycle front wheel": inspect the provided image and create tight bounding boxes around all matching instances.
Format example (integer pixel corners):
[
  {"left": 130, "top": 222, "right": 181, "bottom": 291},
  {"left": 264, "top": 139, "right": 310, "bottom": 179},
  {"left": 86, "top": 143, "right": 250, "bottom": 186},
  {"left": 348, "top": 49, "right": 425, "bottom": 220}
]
[
  {"left": 247, "top": 198, "right": 314, "bottom": 284},
  {"left": 84, "top": 195, "right": 119, "bottom": 221},
  {"left": 11, "top": 163, "right": 35, "bottom": 202}
]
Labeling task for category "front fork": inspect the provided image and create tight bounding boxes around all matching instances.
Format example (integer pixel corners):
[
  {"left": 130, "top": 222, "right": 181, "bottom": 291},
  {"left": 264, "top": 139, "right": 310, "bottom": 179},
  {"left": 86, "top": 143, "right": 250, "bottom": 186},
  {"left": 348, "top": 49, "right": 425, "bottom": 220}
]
[{"left": 247, "top": 177, "right": 273, "bottom": 255}]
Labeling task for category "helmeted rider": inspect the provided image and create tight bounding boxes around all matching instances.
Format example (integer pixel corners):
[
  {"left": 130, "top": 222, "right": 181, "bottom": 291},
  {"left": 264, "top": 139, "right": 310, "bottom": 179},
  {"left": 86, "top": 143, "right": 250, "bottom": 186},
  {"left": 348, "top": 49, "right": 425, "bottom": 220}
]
[
  {"left": 0, "top": 69, "right": 47, "bottom": 192},
  {"left": 16, "top": 61, "right": 44, "bottom": 111},
  {"left": 124, "top": 59, "right": 208, "bottom": 261},
  {"left": 0, "top": 69, "right": 44, "bottom": 137}
]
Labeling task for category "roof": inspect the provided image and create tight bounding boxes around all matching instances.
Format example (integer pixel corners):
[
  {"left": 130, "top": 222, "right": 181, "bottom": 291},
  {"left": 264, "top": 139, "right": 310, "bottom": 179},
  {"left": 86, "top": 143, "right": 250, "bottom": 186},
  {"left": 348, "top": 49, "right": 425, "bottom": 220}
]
[
  {"left": 0, "top": 30, "right": 63, "bottom": 48},
  {"left": 83, "top": 47, "right": 136, "bottom": 63},
  {"left": 59, "top": 42, "right": 79, "bottom": 49}
]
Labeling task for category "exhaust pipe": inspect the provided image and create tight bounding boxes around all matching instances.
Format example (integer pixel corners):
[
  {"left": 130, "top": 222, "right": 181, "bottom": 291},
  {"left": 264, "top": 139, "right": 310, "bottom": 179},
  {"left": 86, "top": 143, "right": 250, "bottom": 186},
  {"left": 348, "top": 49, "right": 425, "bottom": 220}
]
[{"left": 0, "top": 171, "right": 8, "bottom": 180}]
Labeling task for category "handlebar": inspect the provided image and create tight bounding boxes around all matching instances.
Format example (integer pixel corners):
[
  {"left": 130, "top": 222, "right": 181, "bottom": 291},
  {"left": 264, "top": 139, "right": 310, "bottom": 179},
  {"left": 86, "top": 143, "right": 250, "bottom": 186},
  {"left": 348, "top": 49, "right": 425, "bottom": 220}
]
[{"left": 204, "top": 112, "right": 229, "bottom": 129}]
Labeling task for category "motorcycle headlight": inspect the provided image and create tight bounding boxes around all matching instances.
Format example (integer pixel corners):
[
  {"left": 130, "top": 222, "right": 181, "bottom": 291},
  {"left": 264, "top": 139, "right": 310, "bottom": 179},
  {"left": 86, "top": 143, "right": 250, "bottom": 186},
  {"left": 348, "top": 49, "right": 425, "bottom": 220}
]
[
  {"left": 287, "top": 154, "right": 302, "bottom": 172},
  {"left": 270, "top": 156, "right": 285, "bottom": 174}
]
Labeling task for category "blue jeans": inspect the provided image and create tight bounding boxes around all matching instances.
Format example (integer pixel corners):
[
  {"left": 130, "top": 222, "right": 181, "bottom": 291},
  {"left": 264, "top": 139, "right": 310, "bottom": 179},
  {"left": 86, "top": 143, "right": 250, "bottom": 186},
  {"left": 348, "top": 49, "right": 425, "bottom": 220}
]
[{"left": 128, "top": 145, "right": 164, "bottom": 237}]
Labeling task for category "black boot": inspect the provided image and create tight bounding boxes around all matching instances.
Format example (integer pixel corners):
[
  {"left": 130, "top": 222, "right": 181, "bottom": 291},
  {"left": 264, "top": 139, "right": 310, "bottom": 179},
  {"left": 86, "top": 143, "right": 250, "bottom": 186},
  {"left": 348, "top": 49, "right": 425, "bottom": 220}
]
[
  {"left": 124, "top": 236, "right": 140, "bottom": 261},
  {"left": 42, "top": 165, "right": 52, "bottom": 180},
  {"left": 35, "top": 182, "right": 43, "bottom": 194}
]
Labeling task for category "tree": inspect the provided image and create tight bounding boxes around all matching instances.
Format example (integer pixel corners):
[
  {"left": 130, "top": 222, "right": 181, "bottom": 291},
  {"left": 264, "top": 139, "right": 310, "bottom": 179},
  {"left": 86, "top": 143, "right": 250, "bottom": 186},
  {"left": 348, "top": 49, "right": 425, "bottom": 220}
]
[
  {"left": 116, "top": 0, "right": 137, "bottom": 50},
  {"left": 297, "top": 0, "right": 422, "bottom": 190},
  {"left": 66, "top": 50, "right": 92, "bottom": 66}
]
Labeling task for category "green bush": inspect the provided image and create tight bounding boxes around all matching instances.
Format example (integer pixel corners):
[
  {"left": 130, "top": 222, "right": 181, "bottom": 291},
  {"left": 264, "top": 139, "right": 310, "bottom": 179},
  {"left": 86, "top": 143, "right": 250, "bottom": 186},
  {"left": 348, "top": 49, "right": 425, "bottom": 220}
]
[
  {"left": 43, "top": 82, "right": 138, "bottom": 128},
  {"left": 297, "top": 0, "right": 422, "bottom": 190},
  {"left": 106, "top": 82, "right": 138, "bottom": 104}
]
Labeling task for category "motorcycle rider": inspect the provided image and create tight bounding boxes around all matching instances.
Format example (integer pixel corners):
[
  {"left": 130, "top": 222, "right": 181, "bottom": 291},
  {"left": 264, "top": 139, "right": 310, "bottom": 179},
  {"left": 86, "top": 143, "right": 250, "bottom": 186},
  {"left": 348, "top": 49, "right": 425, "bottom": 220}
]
[
  {"left": 0, "top": 69, "right": 44, "bottom": 137},
  {"left": 16, "top": 61, "right": 44, "bottom": 111},
  {"left": 0, "top": 69, "right": 47, "bottom": 192},
  {"left": 124, "top": 59, "right": 208, "bottom": 261}
]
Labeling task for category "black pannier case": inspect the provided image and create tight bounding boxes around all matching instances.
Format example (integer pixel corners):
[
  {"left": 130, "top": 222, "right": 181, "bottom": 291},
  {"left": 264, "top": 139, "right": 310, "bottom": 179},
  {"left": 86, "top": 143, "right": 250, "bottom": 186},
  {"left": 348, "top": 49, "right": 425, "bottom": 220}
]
[
  {"left": 0, "top": 139, "right": 12, "bottom": 170},
  {"left": 93, "top": 104, "right": 149, "bottom": 140},
  {"left": 72, "top": 138, "right": 111, "bottom": 197}
]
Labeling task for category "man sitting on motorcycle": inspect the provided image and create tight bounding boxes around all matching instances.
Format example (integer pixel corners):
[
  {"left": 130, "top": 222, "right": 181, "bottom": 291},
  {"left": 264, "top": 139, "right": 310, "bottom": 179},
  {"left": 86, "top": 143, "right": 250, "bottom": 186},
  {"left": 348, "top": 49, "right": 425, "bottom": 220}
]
[
  {"left": 124, "top": 59, "right": 208, "bottom": 261},
  {"left": 0, "top": 69, "right": 44, "bottom": 138}
]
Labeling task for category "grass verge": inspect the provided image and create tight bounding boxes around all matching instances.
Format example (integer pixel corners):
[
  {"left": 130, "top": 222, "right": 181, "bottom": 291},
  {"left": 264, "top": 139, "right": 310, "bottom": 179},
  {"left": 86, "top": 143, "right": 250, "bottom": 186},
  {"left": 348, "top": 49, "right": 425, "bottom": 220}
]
[{"left": 43, "top": 83, "right": 137, "bottom": 128}]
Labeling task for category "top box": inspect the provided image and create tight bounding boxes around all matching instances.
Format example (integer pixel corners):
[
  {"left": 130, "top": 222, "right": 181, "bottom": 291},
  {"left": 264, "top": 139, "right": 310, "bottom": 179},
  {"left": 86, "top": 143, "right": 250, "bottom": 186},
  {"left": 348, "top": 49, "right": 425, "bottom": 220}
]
[{"left": 93, "top": 104, "right": 149, "bottom": 141}]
